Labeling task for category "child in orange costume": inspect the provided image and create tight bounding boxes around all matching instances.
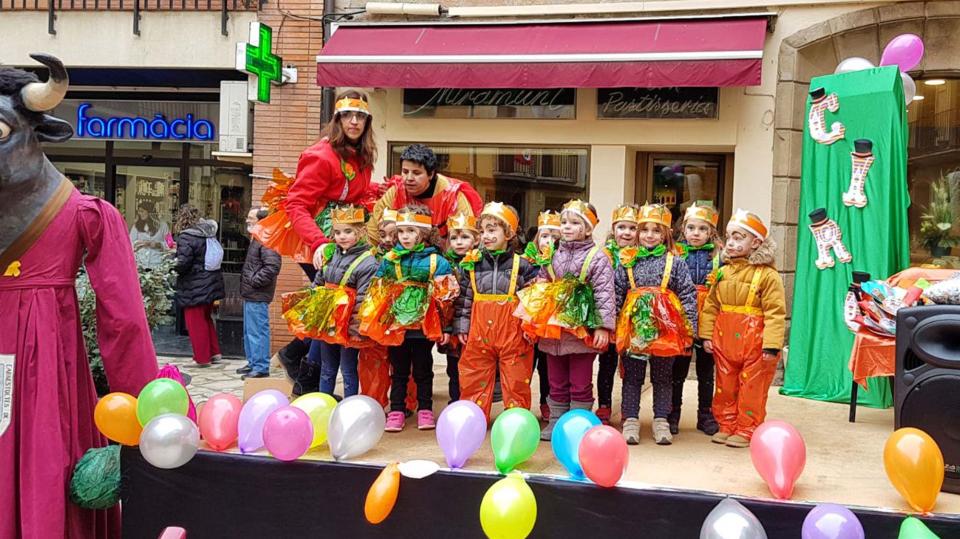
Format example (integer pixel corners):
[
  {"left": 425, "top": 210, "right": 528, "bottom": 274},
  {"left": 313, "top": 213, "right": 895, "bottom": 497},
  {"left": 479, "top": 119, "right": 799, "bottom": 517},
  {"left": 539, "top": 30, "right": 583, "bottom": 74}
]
[
  {"left": 699, "top": 209, "right": 786, "bottom": 448},
  {"left": 454, "top": 203, "right": 539, "bottom": 420}
]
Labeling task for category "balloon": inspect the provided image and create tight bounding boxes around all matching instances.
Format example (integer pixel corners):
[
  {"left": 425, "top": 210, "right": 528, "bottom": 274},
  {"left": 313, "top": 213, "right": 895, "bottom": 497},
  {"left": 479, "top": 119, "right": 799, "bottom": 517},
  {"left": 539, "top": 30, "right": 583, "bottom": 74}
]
[
  {"left": 479, "top": 472, "right": 537, "bottom": 539},
  {"left": 198, "top": 393, "right": 242, "bottom": 451},
  {"left": 157, "top": 364, "right": 197, "bottom": 423},
  {"left": 578, "top": 425, "right": 629, "bottom": 488},
  {"left": 491, "top": 408, "right": 540, "bottom": 474},
  {"left": 237, "top": 389, "right": 289, "bottom": 454},
  {"left": 801, "top": 504, "right": 864, "bottom": 539},
  {"left": 551, "top": 409, "right": 601, "bottom": 479},
  {"left": 834, "top": 57, "right": 875, "bottom": 74},
  {"left": 136, "top": 378, "right": 189, "bottom": 426},
  {"left": 700, "top": 498, "right": 767, "bottom": 539},
  {"left": 365, "top": 462, "right": 400, "bottom": 524},
  {"left": 139, "top": 413, "right": 200, "bottom": 469},
  {"left": 902, "top": 73, "right": 917, "bottom": 105},
  {"left": 94, "top": 392, "right": 142, "bottom": 446},
  {"left": 328, "top": 395, "right": 385, "bottom": 461},
  {"left": 749, "top": 420, "right": 806, "bottom": 499},
  {"left": 883, "top": 427, "right": 944, "bottom": 513},
  {"left": 291, "top": 392, "right": 338, "bottom": 448},
  {"left": 436, "top": 400, "right": 487, "bottom": 469},
  {"left": 262, "top": 406, "right": 314, "bottom": 461},
  {"left": 899, "top": 516, "right": 941, "bottom": 539},
  {"left": 881, "top": 34, "right": 925, "bottom": 72}
]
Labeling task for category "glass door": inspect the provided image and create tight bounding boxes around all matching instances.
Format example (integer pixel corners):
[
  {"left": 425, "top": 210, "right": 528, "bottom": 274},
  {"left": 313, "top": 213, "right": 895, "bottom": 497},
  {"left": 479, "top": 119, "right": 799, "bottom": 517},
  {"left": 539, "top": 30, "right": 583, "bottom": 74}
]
[{"left": 636, "top": 153, "right": 730, "bottom": 228}]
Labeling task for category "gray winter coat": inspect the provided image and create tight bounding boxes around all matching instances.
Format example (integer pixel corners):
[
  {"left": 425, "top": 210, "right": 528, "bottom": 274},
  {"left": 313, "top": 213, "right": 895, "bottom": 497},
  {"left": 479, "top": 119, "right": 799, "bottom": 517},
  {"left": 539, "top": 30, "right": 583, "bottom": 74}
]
[
  {"left": 314, "top": 243, "right": 379, "bottom": 338},
  {"left": 241, "top": 239, "right": 281, "bottom": 303},
  {"left": 614, "top": 252, "right": 698, "bottom": 336},
  {"left": 174, "top": 219, "right": 226, "bottom": 308},
  {"left": 453, "top": 250, "right": 539, "bottom": 335},
  {"left": 537, "top": 239, "right": 616, "bottom": 356}
]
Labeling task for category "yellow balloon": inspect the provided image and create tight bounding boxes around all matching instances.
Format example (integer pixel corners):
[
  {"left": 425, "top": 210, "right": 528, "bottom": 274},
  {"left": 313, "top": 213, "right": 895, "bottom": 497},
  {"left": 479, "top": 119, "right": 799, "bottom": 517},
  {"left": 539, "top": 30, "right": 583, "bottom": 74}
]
[
  {"left": 480, "top": 472, "right": 537, "bottom": 539},
  {"left": 884, "top": 427, "right": 944, "bottom": 513},
  {"left": 291, "top": 392, "right": 338, "bottom": 448}
]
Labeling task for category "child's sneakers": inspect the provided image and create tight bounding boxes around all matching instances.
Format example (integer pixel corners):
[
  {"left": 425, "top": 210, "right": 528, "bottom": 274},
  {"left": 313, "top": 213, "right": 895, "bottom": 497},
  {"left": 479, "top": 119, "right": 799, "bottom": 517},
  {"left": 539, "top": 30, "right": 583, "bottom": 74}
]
[
  {"left": 385, "top": 411, "right": 406, "bottom": 432},
  {"left": 417, "top": 410, "right": 436, "bottom": 430},
  {"left": 622, "top": 418, "right": 640, "bottom": 445},
  {"left": 696, "top": 410, "right": 719, "bottom": 435},
  {"left": 725, "top": 434, "right": 750, "bottom": 448},
  {"left": 595, "top": 406, "right": 612, "bottom": 426},
  {"left": 652, "top": 418, "right": 673, "bottom": 445}
]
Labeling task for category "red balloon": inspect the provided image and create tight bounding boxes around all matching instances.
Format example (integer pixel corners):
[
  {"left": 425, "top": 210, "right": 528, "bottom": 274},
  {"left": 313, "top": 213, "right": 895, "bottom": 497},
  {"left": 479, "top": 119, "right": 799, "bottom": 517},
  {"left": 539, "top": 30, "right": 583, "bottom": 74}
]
[
  {"left": 198, "top": 393, "right": 242, "bottom": 451},
  {"left": 578, "top": 425, "right": 629, "bottom": 488},
  {"left": 750, "top": 420, "right": 806, "bottom": 499}
]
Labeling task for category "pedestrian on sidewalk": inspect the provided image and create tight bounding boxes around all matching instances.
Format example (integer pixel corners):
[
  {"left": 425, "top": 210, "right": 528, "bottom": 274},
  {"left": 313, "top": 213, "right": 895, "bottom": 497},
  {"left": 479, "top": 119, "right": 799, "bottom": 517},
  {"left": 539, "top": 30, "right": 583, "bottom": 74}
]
[{"left": 239, "top": 208, "right": 281, "bottom": 379}]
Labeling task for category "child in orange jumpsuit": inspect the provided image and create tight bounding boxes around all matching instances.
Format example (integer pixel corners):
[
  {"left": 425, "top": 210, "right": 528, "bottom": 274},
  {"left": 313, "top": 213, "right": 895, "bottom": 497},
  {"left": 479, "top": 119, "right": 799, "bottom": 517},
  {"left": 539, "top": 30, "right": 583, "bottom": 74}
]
[
  {"left": 454, "top": 203, "right": 539, "bottom": 420},
  {"left": 699, "top": 209, "right": 786, "bottom": 448}
]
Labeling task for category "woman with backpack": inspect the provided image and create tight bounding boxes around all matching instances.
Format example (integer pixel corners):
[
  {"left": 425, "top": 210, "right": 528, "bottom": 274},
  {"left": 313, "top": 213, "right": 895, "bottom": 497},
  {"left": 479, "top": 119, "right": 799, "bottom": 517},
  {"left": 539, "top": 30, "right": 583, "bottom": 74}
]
[{"left": 174, "top": 203, "right": 226, "bottom": 367}]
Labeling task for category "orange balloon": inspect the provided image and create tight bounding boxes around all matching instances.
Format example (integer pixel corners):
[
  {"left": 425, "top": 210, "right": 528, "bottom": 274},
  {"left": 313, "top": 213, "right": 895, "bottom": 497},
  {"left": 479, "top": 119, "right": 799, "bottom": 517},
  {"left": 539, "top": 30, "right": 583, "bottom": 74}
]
[
  {"left": 364, "top": 462, "right": 400, "bottom": 524},
  {"left": 883, "top": 427, "right": 944, "bottom": 513},
  {"left": 94, "top": 393, "right": 142, "bottom": 446}
]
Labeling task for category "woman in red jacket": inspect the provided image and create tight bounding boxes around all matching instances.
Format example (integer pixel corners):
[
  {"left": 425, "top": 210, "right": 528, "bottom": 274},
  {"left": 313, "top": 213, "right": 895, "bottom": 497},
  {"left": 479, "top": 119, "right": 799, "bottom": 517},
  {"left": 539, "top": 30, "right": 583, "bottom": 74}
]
[{"left": 253, "top": 90, "right": 380, "bottom": 393}]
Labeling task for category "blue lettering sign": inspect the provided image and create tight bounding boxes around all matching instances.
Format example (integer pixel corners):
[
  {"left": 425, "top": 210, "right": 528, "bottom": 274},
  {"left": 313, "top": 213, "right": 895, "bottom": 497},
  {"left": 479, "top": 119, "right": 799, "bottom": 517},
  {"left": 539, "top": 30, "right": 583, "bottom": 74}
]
[{"left": 76, "top": 103, "right": 216, "bottom": 141}]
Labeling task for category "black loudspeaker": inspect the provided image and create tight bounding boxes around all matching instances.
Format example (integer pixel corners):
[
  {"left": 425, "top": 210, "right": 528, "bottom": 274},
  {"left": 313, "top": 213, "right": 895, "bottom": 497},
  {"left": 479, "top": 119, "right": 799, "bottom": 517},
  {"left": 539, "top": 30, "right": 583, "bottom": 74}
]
[{"left": 896, "top": 306, "right": 960, "bottom": 494}]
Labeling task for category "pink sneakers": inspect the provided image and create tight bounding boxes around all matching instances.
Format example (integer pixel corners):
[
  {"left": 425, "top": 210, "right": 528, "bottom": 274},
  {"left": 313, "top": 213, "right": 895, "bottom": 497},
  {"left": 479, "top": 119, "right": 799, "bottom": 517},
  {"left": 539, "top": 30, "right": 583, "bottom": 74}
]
[
  {"left": 417, "top": 410, "right": 436, "bottom": 430},
  {"left": 385, "top": 411, "right": 405, "bottom": 432}
]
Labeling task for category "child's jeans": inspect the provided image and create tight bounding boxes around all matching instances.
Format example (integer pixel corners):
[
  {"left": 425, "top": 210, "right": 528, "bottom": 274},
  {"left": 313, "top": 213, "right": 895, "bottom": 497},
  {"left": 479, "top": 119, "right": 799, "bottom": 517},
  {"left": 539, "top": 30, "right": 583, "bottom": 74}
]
[{"left": 318, "top": 342, "right": 359, "bottom": 397}]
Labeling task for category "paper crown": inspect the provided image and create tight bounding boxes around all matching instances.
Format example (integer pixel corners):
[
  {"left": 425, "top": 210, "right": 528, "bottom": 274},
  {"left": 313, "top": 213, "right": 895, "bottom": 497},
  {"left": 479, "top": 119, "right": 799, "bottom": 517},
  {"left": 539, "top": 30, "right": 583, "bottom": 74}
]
[
  {"left": 538, "top": 210, "right": 561, "bottom": 230},
  {"left": 684, "top": 202, "right": 719, "bottom": 227},
  {"left": 612, "top": 205, "right": 640, "bottom": 224},
  {"left": 562, "top": 199, "right": 599, "bottom": 229},
  {"left": 447, "top": 212, "right": 478, "bottom": 233},
  {"left": 728, "top": 208, "right": 768, "bottom": 240},
  {"left": 480, "top": 202, "right": 519, "bottom": 234},
  {"left": 638, "top": 204, "right": 672, "bottom": 228},
  {"left": 380, "top": 209, "right": 399, "bottom": 224},
  {"left": 397, "top": 211, "right": 433, "bottom": 229},
  {"left": 331, "top": 205, "right": 365, "bottom": 225},
  {"left": 335, "top": 97, "right": 369, "bottom": 115}
]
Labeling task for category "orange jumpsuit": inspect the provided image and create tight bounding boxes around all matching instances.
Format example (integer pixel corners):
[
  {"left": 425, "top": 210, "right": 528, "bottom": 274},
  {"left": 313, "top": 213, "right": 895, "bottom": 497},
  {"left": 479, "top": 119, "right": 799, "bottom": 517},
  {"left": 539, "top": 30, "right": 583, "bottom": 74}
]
[{"left": 459, "top": 255, "right": 535, "bottom": 419}]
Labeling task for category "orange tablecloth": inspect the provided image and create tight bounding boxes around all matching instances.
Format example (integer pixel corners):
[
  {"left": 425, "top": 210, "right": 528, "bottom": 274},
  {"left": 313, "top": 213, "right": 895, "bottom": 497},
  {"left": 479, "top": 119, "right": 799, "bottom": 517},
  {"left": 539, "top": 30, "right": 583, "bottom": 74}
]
[{"left": 848, "top": 328, "right": 895, "bottom": 389}]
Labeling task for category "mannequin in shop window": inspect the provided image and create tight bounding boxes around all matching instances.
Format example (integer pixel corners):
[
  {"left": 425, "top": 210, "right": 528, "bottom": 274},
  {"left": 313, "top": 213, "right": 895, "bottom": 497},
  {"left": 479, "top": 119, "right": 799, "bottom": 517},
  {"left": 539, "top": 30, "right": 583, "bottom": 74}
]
[{"left": 129, "top": 200, "right": 171, "bottom": 269}]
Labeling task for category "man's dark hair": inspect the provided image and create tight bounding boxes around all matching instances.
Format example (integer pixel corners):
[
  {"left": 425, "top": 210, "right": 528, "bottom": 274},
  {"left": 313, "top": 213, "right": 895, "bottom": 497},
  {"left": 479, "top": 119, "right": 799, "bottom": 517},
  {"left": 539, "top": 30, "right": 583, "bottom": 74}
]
[
  {"left": 256, "top": 209, "right": 269, "bottom": 220},
  {"left": 400, "top": 144, "right": 438, "bottom": 175}
]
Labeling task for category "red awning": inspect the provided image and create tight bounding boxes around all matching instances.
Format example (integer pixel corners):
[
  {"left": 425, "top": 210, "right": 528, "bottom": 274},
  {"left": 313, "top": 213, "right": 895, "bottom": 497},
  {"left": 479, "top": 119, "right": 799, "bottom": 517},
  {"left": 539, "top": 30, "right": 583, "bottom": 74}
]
[{"left": 316, "top": 17, "right": 768, "bottom": 89}]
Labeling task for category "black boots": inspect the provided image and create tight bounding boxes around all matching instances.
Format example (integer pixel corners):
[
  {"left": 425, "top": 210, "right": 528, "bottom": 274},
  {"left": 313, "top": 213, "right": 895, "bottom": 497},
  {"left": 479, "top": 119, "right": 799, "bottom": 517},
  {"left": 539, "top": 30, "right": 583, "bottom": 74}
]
[
  {"left": 292, "top": 359, "right": 320, "bottom": 397},
  {"left": 696, "top": 409, "right": 719, "bottom": 435}
]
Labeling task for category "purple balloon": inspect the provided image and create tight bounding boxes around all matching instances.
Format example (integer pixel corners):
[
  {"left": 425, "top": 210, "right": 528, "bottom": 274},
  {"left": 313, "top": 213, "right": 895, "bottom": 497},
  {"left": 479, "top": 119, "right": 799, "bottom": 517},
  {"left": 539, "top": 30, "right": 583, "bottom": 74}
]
[
  {"left": 263, "top": 406, "right": 314, "bottom": 461},
  {"left": 802, "top": 504, "right": 865, "bottom": 539},
  {"left": 237, "top": 389, "right": 289, "bottom": 453},
  {"left": 436, "top": 400, "right": 487, "bottom": 469},
  {"left": 880, "top": 34, "right": 924, "bottom": 72}
]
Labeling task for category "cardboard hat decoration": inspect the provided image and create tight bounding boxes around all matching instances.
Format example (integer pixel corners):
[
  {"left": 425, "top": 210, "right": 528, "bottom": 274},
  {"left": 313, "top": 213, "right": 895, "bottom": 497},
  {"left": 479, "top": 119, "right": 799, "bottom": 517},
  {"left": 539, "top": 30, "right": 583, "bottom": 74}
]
[
  {"left": 335, "top": 97, "right": 369, "bottom": 115},
  {"left": 638, "top": 203, "right": 672, "bottom": 228},
  {"left": 684, "top": 202, "right": 719, "bottom": 227},
  {"left": 397, "top": 211, "right": 433, "bottom": 229},
  {"left": 481, "top": 202, "right": 519, "bottom": 234},
  {"left": 537, "top": 210, "right": 561, "bottom": 230},
  {"left": 447, "top": 212, "right": 478, "bottom": 233},
  {"left": 331, "top": 205, "right": 365, "bottom": 225},
  {"left": 728, "top": 208, "right": 768, "bottom": 240},
  {"left": 380, "top": 209, "right": 399, "bottom": 224},
  {"left": 612, "top": 205, "right": 640, "bottom": 224},
  {"left": 562, "top": 199, "right": 599, "bottom": 230}
]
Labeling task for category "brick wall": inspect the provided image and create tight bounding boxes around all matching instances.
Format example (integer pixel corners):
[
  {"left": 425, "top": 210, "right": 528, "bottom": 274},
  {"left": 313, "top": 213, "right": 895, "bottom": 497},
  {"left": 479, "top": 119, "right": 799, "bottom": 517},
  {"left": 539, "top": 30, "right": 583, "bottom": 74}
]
[{"left": 251, "top": 2, "right": 325, "bottom": 353}]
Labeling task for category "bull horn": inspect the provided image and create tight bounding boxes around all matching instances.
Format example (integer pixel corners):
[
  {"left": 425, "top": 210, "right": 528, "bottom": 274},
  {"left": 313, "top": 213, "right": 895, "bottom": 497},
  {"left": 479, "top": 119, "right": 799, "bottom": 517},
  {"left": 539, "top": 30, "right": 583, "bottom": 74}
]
[{"left": 20, "top": 53, "right": 69, "bottom": 112}]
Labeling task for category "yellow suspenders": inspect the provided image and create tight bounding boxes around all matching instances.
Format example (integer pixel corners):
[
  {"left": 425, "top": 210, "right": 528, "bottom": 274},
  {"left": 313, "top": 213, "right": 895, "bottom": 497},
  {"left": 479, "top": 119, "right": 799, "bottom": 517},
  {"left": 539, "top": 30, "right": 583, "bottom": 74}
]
[
  {"left": 547, "top": 245, "right": 601, "bottom": 282},
  {"left": 720, "top": 268, "right": 764, "bottom": 316},
  {"left": 626, "top": 252, "right": 673, "bottom": 291},
  {"left": 394, "top": 253, "right": 438, "bottom": 281},
  {"left": 339, "top": 250, "right": 373, "bottom": 287},
  {"left": 470, "top": 254, "right": 520, "bottom": 302}
]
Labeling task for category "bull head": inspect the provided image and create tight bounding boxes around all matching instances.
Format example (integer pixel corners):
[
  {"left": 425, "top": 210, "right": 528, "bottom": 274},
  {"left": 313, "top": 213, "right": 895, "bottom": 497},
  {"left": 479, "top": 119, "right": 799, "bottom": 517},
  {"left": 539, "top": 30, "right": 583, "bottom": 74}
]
[{"left": 21, "top": 53, "right": 69, "bottom": 112}]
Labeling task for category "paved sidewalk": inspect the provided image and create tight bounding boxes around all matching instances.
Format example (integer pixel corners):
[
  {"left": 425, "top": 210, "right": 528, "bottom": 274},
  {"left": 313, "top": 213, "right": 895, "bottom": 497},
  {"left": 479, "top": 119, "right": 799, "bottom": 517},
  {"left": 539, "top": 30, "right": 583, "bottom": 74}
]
[{"left": 159, "top": 355, "right": 246, "bottom": 404}]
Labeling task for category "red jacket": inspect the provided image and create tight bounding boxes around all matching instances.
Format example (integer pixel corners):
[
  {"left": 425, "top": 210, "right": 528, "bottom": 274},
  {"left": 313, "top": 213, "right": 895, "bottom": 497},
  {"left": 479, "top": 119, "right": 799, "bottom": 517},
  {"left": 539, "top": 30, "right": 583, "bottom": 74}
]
[{"left": 284, "top": 140, "right": 373, "bottom": 251}]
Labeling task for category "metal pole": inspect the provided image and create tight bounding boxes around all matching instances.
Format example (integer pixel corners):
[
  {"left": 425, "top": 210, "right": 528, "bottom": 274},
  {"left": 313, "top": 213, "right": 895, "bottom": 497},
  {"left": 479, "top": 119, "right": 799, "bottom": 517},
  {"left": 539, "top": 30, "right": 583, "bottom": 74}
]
[{"left": 320, "top": 0, "right": 336, "bottom": 127}]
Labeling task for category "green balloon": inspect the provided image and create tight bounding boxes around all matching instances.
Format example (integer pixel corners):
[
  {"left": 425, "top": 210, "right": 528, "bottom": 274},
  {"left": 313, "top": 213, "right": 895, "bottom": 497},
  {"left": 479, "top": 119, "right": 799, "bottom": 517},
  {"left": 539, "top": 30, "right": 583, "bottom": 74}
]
[
  {"left": 136, "top": 379, "right": 189, "bottom": 426},
  {"left": 900, "top": 517, "right": 940, "bottom": 539},
  {"left": 491, "top": 408, "right": 540, "bottom": 474}
]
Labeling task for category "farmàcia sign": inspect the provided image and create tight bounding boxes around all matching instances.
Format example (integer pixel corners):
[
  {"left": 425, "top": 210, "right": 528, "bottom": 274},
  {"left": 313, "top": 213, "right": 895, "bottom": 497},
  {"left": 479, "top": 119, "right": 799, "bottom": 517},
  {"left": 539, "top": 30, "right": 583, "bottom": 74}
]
[{"left": 73, "top": 102, "right": 217, "bottom": 141}]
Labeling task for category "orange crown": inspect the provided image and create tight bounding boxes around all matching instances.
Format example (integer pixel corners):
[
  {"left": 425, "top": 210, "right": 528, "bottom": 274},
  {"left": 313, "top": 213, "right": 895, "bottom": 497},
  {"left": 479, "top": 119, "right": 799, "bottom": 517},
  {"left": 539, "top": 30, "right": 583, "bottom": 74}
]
[
  {"left": 562, "top": 199, "right": 599, "bottom": 229},
  {"left": 397, "top": 211, "right": 433, "bottom": 229},
  {"left": 335, "top": 97, "right": 369, "bottom": 115},
  {"left": 684, "top": 202, "right": 719, "bottom": 227},
  {"left": 538, "top": 211, "right": 561, "bottom": 230},
  {"left": 612, "top": 205, "right": 640, "bottom": 224},
  {"left": 481, "top": 202, "right": 519, "bottom": 234},
  {"left": 728, "top": 208, "right": 768, "bottom": 240},
  {"left": 447, "top": 212, "right": 478, "bottom": 233},
  {"left": 380, "top": 209, "right": 399, "bottom": 224},
  {"left": 638, "top": 204, "right": 672, "bottom": 228},
  {"left": 331, "top": 205, "right": 365, "bottom": 225}
]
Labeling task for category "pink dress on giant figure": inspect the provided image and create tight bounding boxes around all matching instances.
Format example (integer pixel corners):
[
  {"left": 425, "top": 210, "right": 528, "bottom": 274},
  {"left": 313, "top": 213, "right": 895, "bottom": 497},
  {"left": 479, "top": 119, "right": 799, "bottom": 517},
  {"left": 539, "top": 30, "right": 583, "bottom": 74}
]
[{"left": 0, "top": 55, "right": 158, "bottom": 537}]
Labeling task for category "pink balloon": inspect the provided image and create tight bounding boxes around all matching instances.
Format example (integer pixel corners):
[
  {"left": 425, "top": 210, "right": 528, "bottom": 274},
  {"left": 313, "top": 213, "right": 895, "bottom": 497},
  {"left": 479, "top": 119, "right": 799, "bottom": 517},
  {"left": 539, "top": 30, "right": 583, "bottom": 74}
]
[
  {"left": 237, "top": 389, "right": 289, "bottom": 453},
  {"left": 578, "top": 425, "right": 629, "bottom": 488},
  {"left": 262, "top": 406, "right": 314, "bottom": 461},
  {"left": 198, "top": 393, "right": 242, "bottom": 451},
  {"left": 880, "top": 34, "right": 924, "bottom": 72},
  {"left": 750, "top": 420, "right": 806, "bottom": 499}
]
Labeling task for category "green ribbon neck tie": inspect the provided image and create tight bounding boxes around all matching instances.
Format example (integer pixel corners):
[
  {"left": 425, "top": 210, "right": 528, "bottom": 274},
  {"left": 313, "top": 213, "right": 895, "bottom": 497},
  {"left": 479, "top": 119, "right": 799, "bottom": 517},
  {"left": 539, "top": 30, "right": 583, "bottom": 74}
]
[
  {"left": 523, "top": 242, "right": 554, "bottom": 267},
  {"left": 637, "top": 244, "right": 666, "bottom": 258}
]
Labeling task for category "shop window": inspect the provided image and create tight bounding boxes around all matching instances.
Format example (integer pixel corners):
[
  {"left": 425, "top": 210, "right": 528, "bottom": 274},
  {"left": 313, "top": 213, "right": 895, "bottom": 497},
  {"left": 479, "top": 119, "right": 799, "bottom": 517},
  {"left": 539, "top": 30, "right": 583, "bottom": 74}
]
[
  {"left": 908, "top": 79, "right": 960, "bottom": 268},
  {"left": 635, "top": 153, "right": 730, "bottom": 227},
  {"left": 389, "top": 143, "right": 589, "bottom": 233},
  {"left": 59, "top": 162, "right": 107, "bottom": 199}
]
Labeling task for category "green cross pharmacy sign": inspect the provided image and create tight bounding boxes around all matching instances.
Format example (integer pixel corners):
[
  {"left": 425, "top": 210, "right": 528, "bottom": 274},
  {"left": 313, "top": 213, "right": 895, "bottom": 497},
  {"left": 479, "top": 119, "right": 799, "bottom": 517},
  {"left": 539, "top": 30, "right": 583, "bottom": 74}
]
[{"left": 236, "top": 22, "right": 282, "bottom": 103}]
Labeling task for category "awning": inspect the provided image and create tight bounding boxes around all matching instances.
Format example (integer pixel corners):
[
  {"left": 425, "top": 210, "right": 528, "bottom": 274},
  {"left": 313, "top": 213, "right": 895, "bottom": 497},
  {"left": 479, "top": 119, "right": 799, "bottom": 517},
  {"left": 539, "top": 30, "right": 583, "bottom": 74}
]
[{"left": 316, "top": 17, "right": 768, "bottom": 89}]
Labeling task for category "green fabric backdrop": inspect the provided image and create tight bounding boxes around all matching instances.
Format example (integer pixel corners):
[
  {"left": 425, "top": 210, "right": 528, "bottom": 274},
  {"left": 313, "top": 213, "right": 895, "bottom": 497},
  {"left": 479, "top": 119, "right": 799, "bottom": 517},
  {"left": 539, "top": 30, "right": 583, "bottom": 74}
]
[{"left": 781, "top": 66, "right": 910, "bottom": 408}]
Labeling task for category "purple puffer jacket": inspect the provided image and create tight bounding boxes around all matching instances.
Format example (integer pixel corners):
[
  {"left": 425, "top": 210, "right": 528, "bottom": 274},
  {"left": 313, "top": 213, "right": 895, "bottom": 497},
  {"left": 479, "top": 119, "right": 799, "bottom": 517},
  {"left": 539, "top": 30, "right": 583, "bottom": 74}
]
[{"left": 537, "top": 239, "right": 616, "bottom": 356}]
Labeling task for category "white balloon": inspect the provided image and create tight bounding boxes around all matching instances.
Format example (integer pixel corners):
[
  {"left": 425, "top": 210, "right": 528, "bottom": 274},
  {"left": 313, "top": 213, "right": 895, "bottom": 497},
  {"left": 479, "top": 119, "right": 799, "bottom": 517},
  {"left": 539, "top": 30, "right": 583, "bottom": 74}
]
[
  {"left": 139, "top": 413, "right": 200, "bottom": 469},
  {"left": 327, "top": 395, "right": 385, "bottom": 461},
  {"left": 700, "top": 498, "right": 768, "bottom": 539},
  {"left": 901, "top": 72, "right": 917, "bottom": 105},
  {"left": 835, "top": 57, "right": 875, "bottom": 74}
]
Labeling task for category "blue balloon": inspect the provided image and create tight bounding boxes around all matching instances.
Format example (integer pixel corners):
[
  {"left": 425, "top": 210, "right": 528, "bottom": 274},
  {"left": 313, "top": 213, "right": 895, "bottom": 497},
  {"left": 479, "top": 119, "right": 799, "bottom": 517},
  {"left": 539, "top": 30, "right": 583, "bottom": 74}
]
[{"left": 551, "top": 409, "right": 602, "bottom": 479}]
